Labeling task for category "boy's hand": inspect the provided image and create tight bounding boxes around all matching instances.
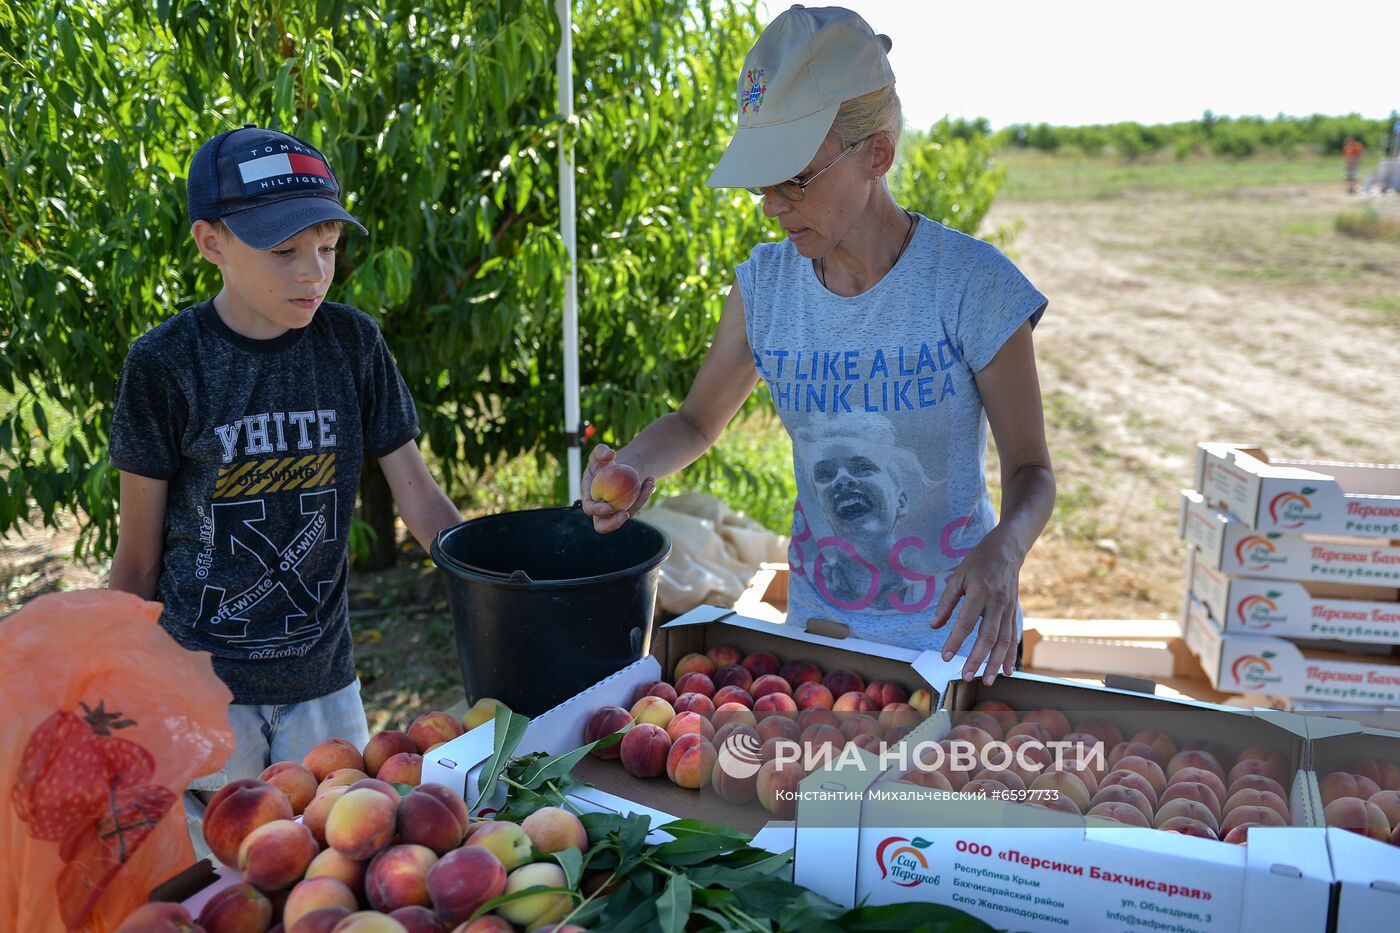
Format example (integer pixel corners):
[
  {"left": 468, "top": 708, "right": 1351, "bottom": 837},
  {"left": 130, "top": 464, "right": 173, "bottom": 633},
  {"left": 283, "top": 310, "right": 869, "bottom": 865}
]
[{"left": 581, "top": 444, "right": 655, "bottom": 534}]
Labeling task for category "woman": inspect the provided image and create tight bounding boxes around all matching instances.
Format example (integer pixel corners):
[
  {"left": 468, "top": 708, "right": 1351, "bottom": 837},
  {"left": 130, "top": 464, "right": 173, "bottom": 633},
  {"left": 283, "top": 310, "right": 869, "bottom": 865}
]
[{"left": 582, "top": 5, "right": 1054, "bottom": 685}]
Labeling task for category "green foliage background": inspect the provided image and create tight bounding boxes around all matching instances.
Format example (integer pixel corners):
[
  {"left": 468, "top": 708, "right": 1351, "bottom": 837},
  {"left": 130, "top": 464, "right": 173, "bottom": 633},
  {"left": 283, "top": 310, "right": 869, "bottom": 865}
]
[{"left": 1, "top": 0, "right": 1008, "bottom": 557}]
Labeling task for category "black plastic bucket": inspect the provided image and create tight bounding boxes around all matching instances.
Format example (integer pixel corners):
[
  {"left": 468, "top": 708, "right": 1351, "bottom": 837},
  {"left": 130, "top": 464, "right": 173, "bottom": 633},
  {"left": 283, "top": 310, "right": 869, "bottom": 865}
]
[{"left": 430, "top": 506, "right": 671, "bottom": 717}]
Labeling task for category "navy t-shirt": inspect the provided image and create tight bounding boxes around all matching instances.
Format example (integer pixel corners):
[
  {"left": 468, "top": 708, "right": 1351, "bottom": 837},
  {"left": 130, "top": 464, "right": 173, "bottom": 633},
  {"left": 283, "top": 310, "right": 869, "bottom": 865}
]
[{"left": 110, "top": 300, "right": 419, "bottom": 704}]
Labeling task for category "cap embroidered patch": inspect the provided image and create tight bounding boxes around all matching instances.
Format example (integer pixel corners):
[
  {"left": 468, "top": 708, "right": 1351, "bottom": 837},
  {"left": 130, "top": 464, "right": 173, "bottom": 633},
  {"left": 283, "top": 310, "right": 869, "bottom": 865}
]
[
  {"left": 235, "top": 145, "right": 334, "bottom": 196},
  {"left": 740, "top": 68, "right": 767, "bottom": 114}
]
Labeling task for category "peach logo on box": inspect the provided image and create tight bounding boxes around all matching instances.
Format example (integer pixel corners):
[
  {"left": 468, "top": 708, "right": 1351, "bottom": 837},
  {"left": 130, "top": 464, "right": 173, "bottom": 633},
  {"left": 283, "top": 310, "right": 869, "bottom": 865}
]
[
  {"left": 1231, "top": 651, "right": 1282, "bottom": 689},
  {"left": 875, "top": 835, "right": 939, "bottom": 887},
  {"left": 1270, "top": 488, "right": 1321, "bottom": 529},
  {"left": 1237, "top": 592, "right": 1285, "bottom": 630},
  {"left": 1235, "top": 534, "right": 1287, "bottom": 571}
]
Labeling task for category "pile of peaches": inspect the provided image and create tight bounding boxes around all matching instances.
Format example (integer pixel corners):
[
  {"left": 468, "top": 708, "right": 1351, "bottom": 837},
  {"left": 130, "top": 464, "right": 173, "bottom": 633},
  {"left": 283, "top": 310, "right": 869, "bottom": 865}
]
[
  {"left": 580, "top": 644, "right": 934, "bottom": 819},
  {"left": 1317, "top": 760, "right": 1400, "bottom": 845},
  {"left": 116, "top": 701, "right": 594, "bottom": 933},
  {"left": 898, "top": 701, "right": 1299, "bottom": 844}
]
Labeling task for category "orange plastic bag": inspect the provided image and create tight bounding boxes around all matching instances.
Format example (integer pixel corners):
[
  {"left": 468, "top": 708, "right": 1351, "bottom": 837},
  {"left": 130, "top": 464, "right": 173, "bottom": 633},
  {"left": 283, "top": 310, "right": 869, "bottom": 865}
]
[{"left": 1, "top": 590, "right": 235, "bottom": 932}]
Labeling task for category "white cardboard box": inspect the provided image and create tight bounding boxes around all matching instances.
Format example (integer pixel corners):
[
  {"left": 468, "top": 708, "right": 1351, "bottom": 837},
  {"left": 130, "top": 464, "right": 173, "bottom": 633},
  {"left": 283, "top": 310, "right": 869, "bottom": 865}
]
[
  {"left": 1188, "top": 548, "right": 1400, "bottom": 645},
  {"left": 1180, "top": 489, "right": 1400, "bottom": 587},
  {"left": 1182, "top": 593, "right": 1400, "bottom": 705},
  {"left": 792, "top": 658, "right": 1334, "bottom": 933},
  {"left": 1195, "top": 443, "right": 1400, "bottom": 538},
  {"left": 1302, "top": 718, "right": 1400, "bottom": 932}
]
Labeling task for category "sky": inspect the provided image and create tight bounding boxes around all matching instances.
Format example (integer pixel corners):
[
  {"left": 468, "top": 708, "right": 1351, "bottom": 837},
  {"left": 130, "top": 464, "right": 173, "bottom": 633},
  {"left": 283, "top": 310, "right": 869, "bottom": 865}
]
[{"left": 754, "top": 1, "right": 1399, "bottom": 130}]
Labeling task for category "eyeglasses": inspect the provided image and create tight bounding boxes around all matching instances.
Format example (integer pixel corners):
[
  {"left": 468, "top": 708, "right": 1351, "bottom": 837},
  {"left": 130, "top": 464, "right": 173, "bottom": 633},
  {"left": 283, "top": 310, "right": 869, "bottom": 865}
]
[{"left": 746, "top": 139, "right": 864, "bottom": 201}]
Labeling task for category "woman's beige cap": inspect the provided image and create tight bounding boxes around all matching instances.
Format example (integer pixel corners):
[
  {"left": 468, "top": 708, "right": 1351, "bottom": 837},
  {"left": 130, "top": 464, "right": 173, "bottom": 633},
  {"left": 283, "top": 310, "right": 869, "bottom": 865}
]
[{"left": 707, "top": 4, "right": 894, "bottom": 189}]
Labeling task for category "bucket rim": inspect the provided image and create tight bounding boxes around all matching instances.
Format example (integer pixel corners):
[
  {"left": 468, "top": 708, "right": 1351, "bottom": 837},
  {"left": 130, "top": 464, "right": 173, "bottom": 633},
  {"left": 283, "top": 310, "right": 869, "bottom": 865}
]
[{"left": 430, "top": 507, "right": 672, "bottom": 590}]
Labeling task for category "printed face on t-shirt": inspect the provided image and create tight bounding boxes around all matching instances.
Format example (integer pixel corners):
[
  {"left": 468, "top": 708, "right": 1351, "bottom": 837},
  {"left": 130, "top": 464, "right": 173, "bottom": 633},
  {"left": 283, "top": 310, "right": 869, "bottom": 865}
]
[{"left": 811, "top": 439, "right": 908, "bottom": 538}]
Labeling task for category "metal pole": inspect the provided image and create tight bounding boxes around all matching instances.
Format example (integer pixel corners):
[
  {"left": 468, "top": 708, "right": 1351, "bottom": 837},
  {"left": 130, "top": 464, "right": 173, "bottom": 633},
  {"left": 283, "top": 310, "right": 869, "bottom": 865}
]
[{"left": 557, "top": 0, "right": 581, "bottom": 503}]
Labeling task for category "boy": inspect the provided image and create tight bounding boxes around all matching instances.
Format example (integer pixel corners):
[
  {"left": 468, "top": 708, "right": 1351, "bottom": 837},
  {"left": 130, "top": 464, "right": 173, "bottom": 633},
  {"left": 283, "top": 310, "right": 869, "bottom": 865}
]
[{"left": 108, "top": 125, "right": 463, "bottom": 781}]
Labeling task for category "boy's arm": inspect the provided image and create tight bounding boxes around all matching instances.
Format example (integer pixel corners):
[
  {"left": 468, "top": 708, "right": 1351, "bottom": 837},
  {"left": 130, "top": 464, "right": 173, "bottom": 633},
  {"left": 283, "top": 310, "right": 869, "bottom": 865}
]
[
  {"left": 109, "top": 471, "right": 169, "bottom": 599},
  {"left": 377, "top": 439, "right": 462, "bottom": 552}
]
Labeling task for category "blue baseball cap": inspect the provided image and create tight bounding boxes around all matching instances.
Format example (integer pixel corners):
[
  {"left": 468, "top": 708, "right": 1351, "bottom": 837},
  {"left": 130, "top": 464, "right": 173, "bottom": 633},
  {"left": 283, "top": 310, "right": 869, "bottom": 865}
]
[{"left": 186, "top": 124, "right": 367, "bottom": 248}]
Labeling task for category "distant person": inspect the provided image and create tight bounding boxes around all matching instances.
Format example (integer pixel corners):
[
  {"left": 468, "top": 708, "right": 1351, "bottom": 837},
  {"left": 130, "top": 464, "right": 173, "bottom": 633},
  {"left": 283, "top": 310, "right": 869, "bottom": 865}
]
[
  {"left": 1343, "top": 136, "right": 1364, "bottom": 193},
  {"left": 581, "top": 6, "right": 1055, "bottom": 685}
]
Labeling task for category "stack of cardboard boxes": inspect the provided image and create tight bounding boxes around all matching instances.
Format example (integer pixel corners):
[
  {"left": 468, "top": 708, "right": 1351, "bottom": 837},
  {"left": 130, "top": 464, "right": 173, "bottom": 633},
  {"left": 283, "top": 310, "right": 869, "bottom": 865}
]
[{"left": 1179, "top": 443, "right": 1400, "bottom": 721}]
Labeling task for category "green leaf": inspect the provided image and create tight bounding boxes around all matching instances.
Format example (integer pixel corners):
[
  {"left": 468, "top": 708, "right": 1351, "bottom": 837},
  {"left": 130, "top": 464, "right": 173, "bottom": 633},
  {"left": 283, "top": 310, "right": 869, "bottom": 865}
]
[
  {"left": 655, "top": 872, "right": 692, "bottom": 933},
  {"left": 553, "top": 846, "right": 584, "bottom": 890},
  {"left": 515, "top": 743, "right": 595, "bottom": 789},
  {"left": 1301, "top": 486, "right": 1317, "bottom": 495},
  {"left": 32, "top": 400, "right": 48, "bottom": 439},
  {"left": 475, "top": 706, "right": 530, "bottom": 806}
]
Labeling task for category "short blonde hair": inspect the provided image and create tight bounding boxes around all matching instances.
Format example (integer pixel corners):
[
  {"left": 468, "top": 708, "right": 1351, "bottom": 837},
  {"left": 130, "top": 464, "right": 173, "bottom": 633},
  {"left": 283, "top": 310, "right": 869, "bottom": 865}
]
[
  {"left": 208, "top": 219, "right": 344, "bottom": 240},
  {"left": 831, "top": 85, "right": 904, "bottom": 150}
]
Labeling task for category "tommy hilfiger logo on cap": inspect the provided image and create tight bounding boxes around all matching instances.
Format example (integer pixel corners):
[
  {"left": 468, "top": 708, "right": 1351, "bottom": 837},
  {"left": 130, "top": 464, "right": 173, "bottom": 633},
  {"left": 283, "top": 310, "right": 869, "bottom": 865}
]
[
  {"left": 741, "top": 68, "right": 767, "bottom": 115},
  {"left": 235, "top": 142, "right": 334, "bottom": 196}
]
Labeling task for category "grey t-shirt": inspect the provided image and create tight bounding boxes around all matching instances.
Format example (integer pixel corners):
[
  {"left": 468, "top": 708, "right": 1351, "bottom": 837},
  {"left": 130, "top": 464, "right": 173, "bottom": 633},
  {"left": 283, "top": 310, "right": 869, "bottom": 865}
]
[
  {"left": 110, "top": 300, "right": 419, "bottom": 704},
  {"left": 737, "top": 215, "right": 1047, "bottom": 650}
]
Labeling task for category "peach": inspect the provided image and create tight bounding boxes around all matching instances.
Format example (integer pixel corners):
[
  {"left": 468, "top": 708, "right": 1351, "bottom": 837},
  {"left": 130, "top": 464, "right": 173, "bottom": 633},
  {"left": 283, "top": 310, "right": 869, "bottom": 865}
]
[
  {"left": 879, "top": 703, "right": 920, "bottom": 732},
  {"left": 1047, "top": 758, "right": 1100, "bottom": 796},
  {"left": 945, "top": 723, "right": 994, "bottom": 756},
  {"left": 756, "top": 759, "right": 807, "bottom": 818},
  {"left": 833, "top": 691, "right": 874, "bottom": 714},
  {"left": 1346, "top": 757, "right": 1382, "bottom": 785},
  {"left": 713, "top": 664, "right": 753, "bottom": 692},
  {"left": 957, "top": 711, "right": 1005, "bottom": 741},
  {"left": 583, "top": 706, "right": 632, "bottom": 759},
  {"left": 202, "top": 778, "right": 295, "bottom": 868},
  {"left": 329, "top": 913, "right": 409, "bottom": 932},
  {"left": 742, "top": 651, "right": 781, "bottom": 678},
  {"left": 1128, "top": 730, "right": 1177, "bottom": 767},
  {"left": 1171, "top": 766, "right": 1229, "bottom": 806},
  {"left": 865, "top": 680, "right": 909, "bottom": 708},
  {"left": 462, "top": 698, "right": 503, "bottom": 733},
  {"left": 375, "top": 752, "right": 423, "bottom": 787},
  {"left": 1160, "top": 781, "right": 1222, "bottom": 821},
  {"left": 711, "top": 686, "right": 754, "bottom": 709},
  {"left": 1031, "top": 771, "right": 1091, "bottom": 813},
  {"left": 909, "top": 688, "right": 934, "bottom": 715},
  {"left": 200, "top": 882, "right": 275, "bottom": 933},
  {"left": 758, "top": 734, "right": 793, "bottom": 762},
  {"left": 1006, "top": 722, "right": 1052, "bottom": 744},
  {"left": 1368, "top": 789, "right": 1400, "bottom": 827},
  {"left": 522, "top": 806, "right": 589, "bottom": 854},
  {"left": 1108, "top": 742, "right": 1160, "bottom": 770},
  {"left": 291, "top": 907, "right": 355, "bottom": 933},
  {"left": 753, "top": 692, "right": 799, "bottom": 717},
  {"left": 1221, "top": 805, "right": 1286, "bottom": 837},
  {"left": 386, "top": 906, "right": 445, "bottom": 933},
  {"left": 1099, "top": 770, "right": 1159, "bottom": 809},
  {"left": 1154, "top": 798, "right": 1219, "bottom": 832},
  {"left": 757, "top": 713, "right": 802, "bottom": 744},
  {"left": 976, "top": 767, "right": 1027, "bottom": 793},
  {"left": 398, "top": 784, "right": 470, "bottom": 854},
  {"left": 113, "top": 903, "right": 199, "bottom": 932},
  {"left": 453, "top": 918, "right": 514, "bottom": 933},
  {"left": 1228, "top": 757, "right": 1286, "bottom": 787},
  {"left": 1023, "top": 708, "right": 1071, "bottom": 742},
  {"left": 347, "top": 777, "right": 401, "bottom": 805},
  {"left": 302, "top": 786, "right": 349, "bottom": 847},
  {"left": 1225, "top": 773, "right": 1287, "bottom": 803},
  {"left": 496, "top": 862, "right": 570, "bottom": 929},
  {"left": 851, "top": 733, "right": 884, "bottom": 755},
  {"left": 666, "top": 710, "right": 715, "bottom": 743},
  {"left": 800, "top": 724, "right": 845, "bottom": 767},
  {"left": 713, "top": 721, "right": 761, "bottom": 750},
  {"left": 1114, "top": 756, "right": 1167, "bottom": 797},
  {"left": 1377, "top": 760, "right": 1400, "bottom": 792},
  {"left": 706, "top": 643, "right": 743, "bottom": 669},
  {"left": 365, "top": 844, "right": 438, "bottom": 912},
  {"left": 1323, "top": 796, "right": 1390, "bottom": 841},
  {"left": 1223, "top": 788, "right": 1289, "bottom": 824},
  {"left": 305, "top": 847, "right": 368, "bottom": 899},
  {"left": 631, "top": 680, "right": 664, "bottom": 705},
  {"left": 363, "top": 732, "right": 418, "bottom": 779},
  {"left": 1157, "top": 817, "right": 1219, "bottom": 840},
  {"left": 590, "top": 461, "right": 640, "bottom": 508},
  {"left": 884, "top": 724, "right": 914, "bottom": 747},
  {"left": 1007, "top": 733, "right": 1053, "bottom": 767},
  {"left": 465, "top": 820, "right": 532, "bottom": 871},
  {"left": 327, "top": 787, "right": 398, "bottom": 860},
  {"left": 839, "top": 713, "right": 881, "bottom": 742},
  {"left": 284, "top": 878, "right": 357, "bottom": 931},
  {"left": 666, "top": 734, "right": 718, "bottom": 789},
  {"left": 1235, "top": 745, "right": 1287, "bottom": 774},
  {"left": 797, "top": 708, "right": 841, "bottom": 731},
  {"left": 712, "top": 703, "right": 757, "bottom": 732},
  {"left": 319, "top": 769, "right": 370, "bottom": 795},
  {"left": 1392, "top": 823, "right": 1400, "bottom": 846},
  {"left": 1223, "top": 824, "right": 1259, "bottom": 845},
  {"left": 779, "top": 660, "right": 823, "bottom": 686},
  {"left": 792, "top": 682, "right": 835, "bottom": 711},
  {"left": 304, "top": 739, "right": 366, "bottom": 782},
  {"left": 620, "top": 722, "right": 671, "bottom": 778},
  {"left": 1166, "top": 750, "right": 1225, "bottom": 784},
  {"left": 822, "top": 669, "right": 865, "bottom": 698},
  {"left": 1089, "top": 785, "right": 1154, "bottom": 823},
  {"left": 239, "top": 819, "right": 319, "bottom": 892},
  {"left": 674, "top": 673, "right": 715, "bottom": 698},
  {"left": 1319, "top": 770, "right": 1366, "bottom": 806},
  {"left": 426, "top": 847, "right": 509, "bottom": 927},
  {"left": 674, "top": 692, "right": 717, "bottom": 716},
  {"left": 259, "top": 762, "right": 319, "bottom": 816},
  {"left": 711, "top": 754, "right": 759, "bottom": 804},
  {"left": 644, "top": 682, "right": 679, "bottom": 705},
  {"left": 750, "top": 674, "right": 794, "bottom": 699},
  {"left": 899, "top": 768, "right": 953, "bottom": 791},
  {"left": 1087, "top": 801, "right": 1151, "bottom": 827},
  {"left": 673, "top": 653, "right": 716, "bottom": 681},
  {"left": 629, "top": 695, "right": 676, "bottom": 728},
  {"left": 1071, "top": 717, "right": 1124, "bottom": 749},
  {"left": 962, "top": 778, "right": 1009, "bottom": 799}
]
